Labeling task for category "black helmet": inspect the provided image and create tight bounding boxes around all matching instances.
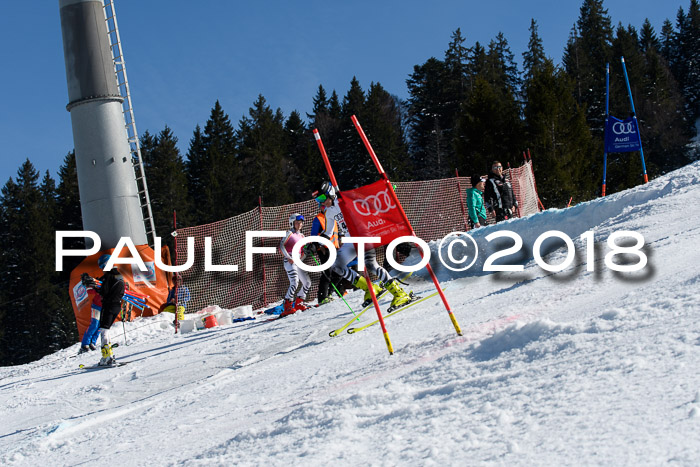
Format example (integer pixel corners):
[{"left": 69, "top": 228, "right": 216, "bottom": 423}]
[{"left": 313, "top": 181, "right": 337, "bottom": 201}]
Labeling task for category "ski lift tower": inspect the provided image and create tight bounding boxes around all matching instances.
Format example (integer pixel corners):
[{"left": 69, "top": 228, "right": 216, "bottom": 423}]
[
  {"left": 59, "top": 0, "right": 169, "bottom": 336},
  {"left": 58, "top": 0, "right": 154, "bottom": 248}
]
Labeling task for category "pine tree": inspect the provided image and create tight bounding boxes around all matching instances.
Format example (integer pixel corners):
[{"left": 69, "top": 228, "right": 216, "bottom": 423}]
[
  {"left": 523, "top": 19, "right": 547, "bottom": 80},
  {"left": 51, "top": 154, "right": 83, "bottom": 351},
  {"left": 142, "top": 126, "right": 192, "bottom": 249},
  {"left": 361, "top": 83, "right": 411, "bottom": 181},
  {"left": 0, "top": 161, "right": 74, "bottom": 365},
  {"left": 485, "top": 32, "right": 521, "bottom": 96},
  {"left": 603, "top": 20, "right": 690, "bottom": 194},
  {"left": 454, "top": 32, "right": 524, "bottom": 174},
  {"left": 523, "top": 59, "right": 596, "bottom": 205},
  {"left": 284, "top": 110, "right": 307, "bottom": 170},
  {"left": 406, "top": 57, "right": 453, "bottom": 179},
  {"left": 328, "top": 91, "right": 342, "bottom": 119},
  {"left": 444, "top": 28, "right": 471, "bottom": 130},
  {"left": 284, "top": 110, "right": 314, "bottom": 200},
  {"left": 454, "top": 75, "right": 521, "bottom": 175},
  {"left": 308, "top": 84, "right": 328, "bottom": 121},
  {"left": 681, "top": 0, "right": 700, "bottom": 123},
  {"left": 610, "top": 24, "right": 645, "bottom": 113},
  {"left": 237, "top": 95, "right": 294, "bottom": 209},
  {"left": 660, "top": 19, "right": 676, "bottom": 65},
  {"left": 40, "top": 170, "right": 77, "bottom": 355},
  {"left": 308, "top": 86, "right": 343, "bottom": 191},
  {"left": 185, "top": 101, "right": 240, "bottom": 223},
  {"left": 522, "top": 23, "right": 596, "bottom": 205},
  {"left": 205, "top": 101, "right": 241, "bottom": 219},
  {"left": 672, "top": 7, "right": 689, "bottom": 91},
  {"left": 468, "top": 42, "right": 488, "bottom": 84},
  {"left": 342, "top": 77, "right": 365, "bottom": 119},
  {"left": 445, "top": 28, "right": 470, "bottom": 94},
  {"left": 667, "top": 3, "right": 700, "bottom": 125},
  {"left": 56, "top": 151, "right": 83, "bottom": 278},
  {"left": 42, "top": 171, "right": 76, "bottom": 354},
  {"left": 606, "top": 24, "right": 645, "bottom": 189},
  {"left": 185, "top": 125, "right": 209, "bottom": 224},
  {"left": 337, "top": 77, "right": 372, "bottom": 188},
  {"left": 639, "top": 19, "right": 661, "bottom": 53},
  {"left": 563, "top": 0, "right": 613, "bottom": 133},
  {"left": 638, "top": 45, "right": 690, "bottom": 173}
]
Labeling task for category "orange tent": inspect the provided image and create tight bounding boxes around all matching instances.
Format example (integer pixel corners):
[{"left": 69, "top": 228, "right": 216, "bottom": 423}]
[{"left": 69, "top": 244, "right": 171, "bottom": 338}]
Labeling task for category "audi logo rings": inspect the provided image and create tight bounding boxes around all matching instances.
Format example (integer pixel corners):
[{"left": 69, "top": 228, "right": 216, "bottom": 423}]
[
  {"left": 353, "top": 190, "right": 396, "bottom": 216},
  {"left": 612, "top": 121, "right": 636, "bottom": 135}
]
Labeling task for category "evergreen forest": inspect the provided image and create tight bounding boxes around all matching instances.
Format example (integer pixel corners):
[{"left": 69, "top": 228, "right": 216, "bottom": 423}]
[{"left": 1, "top": 0, "right": 699, "bottom": 366}]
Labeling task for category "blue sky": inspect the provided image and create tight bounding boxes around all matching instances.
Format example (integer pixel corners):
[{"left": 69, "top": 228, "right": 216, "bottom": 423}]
[{"left": 0, "top": 1, "right": 686, "bottom": 186}]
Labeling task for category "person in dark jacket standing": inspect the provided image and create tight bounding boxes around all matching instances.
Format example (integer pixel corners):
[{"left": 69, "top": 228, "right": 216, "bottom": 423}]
[
  {"left": 93, "top": 254, "right": 125, "bottom": 366},
  {"left": 484, "top": 161, "right": 518, "bottom": 223}
]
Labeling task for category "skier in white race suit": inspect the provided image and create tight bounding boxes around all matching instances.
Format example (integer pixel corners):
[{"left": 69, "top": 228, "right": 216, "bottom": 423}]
[{"left": 279, "top": 213, "right": 311, "bottom": 316}]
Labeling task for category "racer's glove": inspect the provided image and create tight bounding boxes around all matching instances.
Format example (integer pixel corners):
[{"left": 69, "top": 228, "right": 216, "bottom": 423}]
[
  {"left": 305, "top": 243, "right": 318, "bottom": 255},
  {"left": 81, "top": 273, "right": 96, "bottom": 288}
]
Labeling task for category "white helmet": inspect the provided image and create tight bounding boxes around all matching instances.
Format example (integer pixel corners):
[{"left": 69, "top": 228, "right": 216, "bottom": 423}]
[{"left": 289, "top": 213, "right": 304, "bottom": 228}]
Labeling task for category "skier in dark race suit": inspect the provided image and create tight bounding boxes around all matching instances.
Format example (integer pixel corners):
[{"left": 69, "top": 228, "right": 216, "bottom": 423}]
[{"left": 82, "top": 254, "right": 125, "bottom": 366}]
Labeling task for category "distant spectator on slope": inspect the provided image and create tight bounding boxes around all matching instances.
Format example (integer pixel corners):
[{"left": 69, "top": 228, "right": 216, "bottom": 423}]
[
  {"left": 484, "top": 161, "right": 517, "bottom": 223},
  {"left": 467, "top": 174, "right": 488, "bottom": 229}
]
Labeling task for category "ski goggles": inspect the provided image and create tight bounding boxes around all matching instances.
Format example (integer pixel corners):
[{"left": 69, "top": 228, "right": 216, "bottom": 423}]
[
  {"left": 292, "top": 214, "right": 305, "bottom": 222},
  {"left": 313, "top": 191, "right": 329, "bottom": 203}
]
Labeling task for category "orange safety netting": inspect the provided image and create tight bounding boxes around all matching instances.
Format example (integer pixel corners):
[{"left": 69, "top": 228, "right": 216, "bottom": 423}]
[{"left": 176, "top": 161, "right": 539, "bottom": 313}]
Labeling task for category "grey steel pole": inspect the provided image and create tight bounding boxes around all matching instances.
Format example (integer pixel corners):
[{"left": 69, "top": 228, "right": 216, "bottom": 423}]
[{"left": 58, "top": 0, "right": 147, "bottom": 248}]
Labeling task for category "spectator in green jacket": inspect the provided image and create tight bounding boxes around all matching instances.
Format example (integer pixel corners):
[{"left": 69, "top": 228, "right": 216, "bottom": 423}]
[{"left": 467, "top": 174, "right": 488, "bottom": 229}]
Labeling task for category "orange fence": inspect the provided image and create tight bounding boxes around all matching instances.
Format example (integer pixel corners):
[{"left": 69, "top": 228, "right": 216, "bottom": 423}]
[{"left": 176, "top": 161, "right": 539, "bottom": 313}]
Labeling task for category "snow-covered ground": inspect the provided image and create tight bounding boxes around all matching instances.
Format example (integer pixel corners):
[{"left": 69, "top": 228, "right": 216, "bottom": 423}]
[{"left": 2, "top": 162, "right": 700, "bottom": 466}]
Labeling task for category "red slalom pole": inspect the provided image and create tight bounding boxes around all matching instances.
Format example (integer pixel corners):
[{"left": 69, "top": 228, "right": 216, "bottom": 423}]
[
  {"left": 313, "top": 127, "right": 394, "bottom": 355},
  {"left": 258, "top": 196, "right": 267, "bottom": 306},
  {"left": 350, "top": 115, "right": 462, "bottom": 336},
  {"left": 173, "top": 209, "right": 179, "bottom": 334},
  {"left": 527, "top": 149, "right": 545, "bottom": 211},
  {"left": 363, "top": 269, "right": 394, "bottom": 354},
  {"left": 507, "top": 162, "right": 522, "bottom": 218},
  {"left": 313, "top": 129, "right": 340, "bottom": 190},
  {"left": 455, "top": 169, "right": 470, "bottom": 231}
]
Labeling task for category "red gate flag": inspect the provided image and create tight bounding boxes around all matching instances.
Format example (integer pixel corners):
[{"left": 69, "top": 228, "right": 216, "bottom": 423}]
[{"left": 338, "top": 179, "right": 412, "bottom": 247}]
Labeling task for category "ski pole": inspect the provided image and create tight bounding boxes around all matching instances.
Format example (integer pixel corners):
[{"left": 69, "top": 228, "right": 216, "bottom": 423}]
[
  {"left": 309, "top": 252, "right": 358, "bottom": 319},
  {"left": 120, "top": 301, "right": 128, "bottom": 345}
]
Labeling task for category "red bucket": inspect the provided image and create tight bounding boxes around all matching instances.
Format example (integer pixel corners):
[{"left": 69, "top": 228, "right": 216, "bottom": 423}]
[{"left": 204, "top": 315, "right": 219, "bottom": 329}]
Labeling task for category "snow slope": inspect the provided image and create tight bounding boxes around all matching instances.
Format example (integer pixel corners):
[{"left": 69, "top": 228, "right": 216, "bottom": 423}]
[{"left": 1, "top": 162, "right": 700, "bottom": 466}]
